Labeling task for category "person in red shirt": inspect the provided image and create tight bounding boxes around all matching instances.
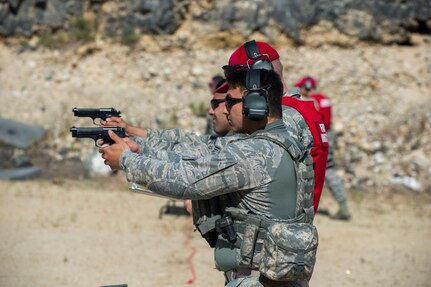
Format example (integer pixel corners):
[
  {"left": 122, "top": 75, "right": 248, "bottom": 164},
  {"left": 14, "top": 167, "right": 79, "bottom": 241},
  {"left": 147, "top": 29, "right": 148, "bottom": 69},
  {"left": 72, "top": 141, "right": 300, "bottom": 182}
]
[
  {"left": 222, "top": 41, "right": 328, "bottom": 213},
  {"left": 296, "top": 76, "right": 352, "bottom": 220}
]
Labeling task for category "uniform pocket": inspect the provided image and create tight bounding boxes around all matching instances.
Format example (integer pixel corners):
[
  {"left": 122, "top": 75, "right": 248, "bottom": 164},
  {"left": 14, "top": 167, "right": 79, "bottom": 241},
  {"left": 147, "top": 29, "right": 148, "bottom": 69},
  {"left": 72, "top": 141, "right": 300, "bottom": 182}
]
[{"left": 259, "top": 222, "right": 318, "bottom": 281}]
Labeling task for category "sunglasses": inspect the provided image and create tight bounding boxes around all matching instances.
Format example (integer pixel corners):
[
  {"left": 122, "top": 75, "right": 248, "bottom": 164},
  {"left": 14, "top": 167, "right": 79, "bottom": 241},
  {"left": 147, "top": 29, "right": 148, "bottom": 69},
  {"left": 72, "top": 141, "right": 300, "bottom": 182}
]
[
  {"left": 225, "top": 95, "right": 243, "bottom": 110},
  {"left": 210, "top": 99, "right": 226, "bottom": 110}
]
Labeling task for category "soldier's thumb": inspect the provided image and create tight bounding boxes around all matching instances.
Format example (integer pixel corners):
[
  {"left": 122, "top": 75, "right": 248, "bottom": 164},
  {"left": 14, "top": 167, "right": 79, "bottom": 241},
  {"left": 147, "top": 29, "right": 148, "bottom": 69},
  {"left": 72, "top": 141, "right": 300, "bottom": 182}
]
[{"left": 108, "top": 129, "right": 121, "bottom": 143}]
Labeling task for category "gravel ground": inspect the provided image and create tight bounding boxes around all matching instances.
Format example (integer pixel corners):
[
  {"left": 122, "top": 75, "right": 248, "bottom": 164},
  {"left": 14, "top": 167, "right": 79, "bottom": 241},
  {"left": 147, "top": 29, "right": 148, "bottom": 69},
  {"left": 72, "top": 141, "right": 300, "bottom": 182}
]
[{"left": 0, "top": 178, "right": 430, "bottom": 286}]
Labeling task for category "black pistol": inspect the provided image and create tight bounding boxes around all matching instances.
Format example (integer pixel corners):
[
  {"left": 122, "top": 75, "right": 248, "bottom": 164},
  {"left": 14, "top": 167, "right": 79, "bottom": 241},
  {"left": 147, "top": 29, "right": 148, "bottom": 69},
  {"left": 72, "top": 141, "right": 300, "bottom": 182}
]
[
  {"left": 72, "top": 107, "right": 121, "bottom": 124},
  {"left": 70, "top": 127, "right": 126, "bottom": 147}
]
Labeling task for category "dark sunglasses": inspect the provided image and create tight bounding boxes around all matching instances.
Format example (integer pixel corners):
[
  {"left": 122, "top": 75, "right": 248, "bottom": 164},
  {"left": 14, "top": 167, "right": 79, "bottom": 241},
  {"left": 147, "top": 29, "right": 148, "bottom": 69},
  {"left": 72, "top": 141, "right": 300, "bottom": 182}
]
[
  {"left": 225, "top": 95, "right": 243, "bottom": 110},
  {"left": 210, "top": 99, "right": 226, "bottom": 110}
]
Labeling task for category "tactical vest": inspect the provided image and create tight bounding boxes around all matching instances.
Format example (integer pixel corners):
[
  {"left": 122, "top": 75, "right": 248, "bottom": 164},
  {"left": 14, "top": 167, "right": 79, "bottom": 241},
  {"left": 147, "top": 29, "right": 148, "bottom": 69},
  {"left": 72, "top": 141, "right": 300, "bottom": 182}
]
[
  {"left": 282, "top": 98, "right": 329, "bottom": 213},
  {"left": 191, "top": 123, "right": 317, "bottom": 280}
]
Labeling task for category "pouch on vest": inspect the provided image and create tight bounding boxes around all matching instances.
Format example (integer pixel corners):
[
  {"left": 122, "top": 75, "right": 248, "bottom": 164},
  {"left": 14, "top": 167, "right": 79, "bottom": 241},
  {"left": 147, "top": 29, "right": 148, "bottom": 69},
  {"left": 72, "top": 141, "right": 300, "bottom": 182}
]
[
  {"left": 259, "top": 221, "right": 318, "bottom": 281},
  {"left": 192, "top": 199, "right": 222, "bottom": 248},
  {"left": 238, "top": 217, "right": 262, "bottom": 267}
]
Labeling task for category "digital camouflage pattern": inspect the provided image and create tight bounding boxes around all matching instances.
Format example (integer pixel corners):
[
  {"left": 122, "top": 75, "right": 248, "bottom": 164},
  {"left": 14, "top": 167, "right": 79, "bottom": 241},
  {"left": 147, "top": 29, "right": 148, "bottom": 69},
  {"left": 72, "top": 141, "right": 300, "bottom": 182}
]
[
  {"left": 324, "top": 131, "right": 348, "bottom": 208},
  {"left": 121, "top": 119, "right": 298, "bottom": 214},
  {"left": 325, "top": 130, "right": 335, "bottom": 169},
  {"left": 132, "top": 129, "right": 242, "bottom": 159},
  {"left": 325, "top": 168, "right": 348, "bottom": 204},
  {"left": 281, "top": 106, "right": 315, "bottom": 215},
  {"left": 281, "top": 106, "right": 314, "bottom": 155},
  {"left": 120, "top": 108, "right": 317, "bottom": 284},
  {"left": 131, "top": 128, "right": 212, "bottom": 157},
  {"left": 147, "top": 127, "right": 210, "bottom": 143},
  {"left": 225, "top": 274, "right": 309, "bottom": 287},
  {"left": 259, "top": 221, "right": 318, "bottom": 282}
]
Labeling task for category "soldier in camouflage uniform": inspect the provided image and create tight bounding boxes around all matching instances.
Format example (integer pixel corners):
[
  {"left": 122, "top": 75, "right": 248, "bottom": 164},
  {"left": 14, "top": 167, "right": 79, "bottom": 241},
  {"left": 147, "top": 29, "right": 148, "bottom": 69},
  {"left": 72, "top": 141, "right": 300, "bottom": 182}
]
[
  {"left": 99, "top": 69, "right": 317, "bottom": 286},
  {"left": 99, "top": 77, "right": 232, "bottom": 158},
  {"left": 101, "top": 77, "right": 233, "bottom": 212},
  {"left": 206, "top": 75, "right": 226, "bottom": 135},
  {"left": 296, "top": 76, "right": 351, "bottom": 220},
  {"left": 223, "top": 40, "right": 328, "bottom": 214},
  {"left": 99, "top": 42, "right": 314, "bottom": 177}
]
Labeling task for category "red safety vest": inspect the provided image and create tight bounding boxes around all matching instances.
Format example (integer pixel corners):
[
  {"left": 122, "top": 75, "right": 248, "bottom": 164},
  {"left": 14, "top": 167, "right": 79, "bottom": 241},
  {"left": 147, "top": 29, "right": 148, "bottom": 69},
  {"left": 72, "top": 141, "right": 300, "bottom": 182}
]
[
  {"left": 282, "top": 97, "right": 329, "bottom": 213},
  {"left": 311, "top": 93, "right": 331, "bottom": 131}
]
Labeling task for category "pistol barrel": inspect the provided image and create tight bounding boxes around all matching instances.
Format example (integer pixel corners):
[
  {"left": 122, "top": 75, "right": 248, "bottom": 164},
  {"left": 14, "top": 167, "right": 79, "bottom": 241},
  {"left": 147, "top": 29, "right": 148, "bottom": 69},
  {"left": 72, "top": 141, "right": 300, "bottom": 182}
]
[
  {"left": 72, "top": 107, "right": 121, "bottom": 120},
  {"left": 70, "top": 127, "right": 126, "bottom": 146}
]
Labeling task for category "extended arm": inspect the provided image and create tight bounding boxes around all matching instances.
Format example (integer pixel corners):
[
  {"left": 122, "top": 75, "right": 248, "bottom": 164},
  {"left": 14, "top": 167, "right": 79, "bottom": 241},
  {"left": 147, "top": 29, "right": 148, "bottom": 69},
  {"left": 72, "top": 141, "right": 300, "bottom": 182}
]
[{"left": 119, "top": 141, "right": 269, "bottom": 200}]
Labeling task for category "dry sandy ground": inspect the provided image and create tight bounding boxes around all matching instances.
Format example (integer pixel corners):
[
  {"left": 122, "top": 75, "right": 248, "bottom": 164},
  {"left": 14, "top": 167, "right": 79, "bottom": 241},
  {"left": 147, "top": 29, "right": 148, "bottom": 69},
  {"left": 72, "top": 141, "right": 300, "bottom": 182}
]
[{"left": 1, "top": 177, "right": 430, "bottom": 287}]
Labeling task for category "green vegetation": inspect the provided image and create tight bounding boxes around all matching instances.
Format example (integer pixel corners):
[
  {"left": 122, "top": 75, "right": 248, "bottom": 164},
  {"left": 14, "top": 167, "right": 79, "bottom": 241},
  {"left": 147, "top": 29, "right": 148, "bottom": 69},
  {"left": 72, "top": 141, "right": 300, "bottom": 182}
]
[
  {"left": 38, "top": 16, "right": 97, "bottom": 49},
  {"left": 69, "top": 17, "right": 95, "bottom": 43},
  {"left": 120, "top": 29, "right": 139, "bottom": 47},
  {"left": 37, "top": 16, "right": 142, "bottom": 49}
]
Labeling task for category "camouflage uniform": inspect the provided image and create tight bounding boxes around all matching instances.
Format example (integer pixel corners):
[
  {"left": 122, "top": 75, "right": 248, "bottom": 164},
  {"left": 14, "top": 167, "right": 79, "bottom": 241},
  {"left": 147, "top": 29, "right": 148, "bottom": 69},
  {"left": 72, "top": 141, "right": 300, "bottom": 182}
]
[
  {"left": 226, "top": 276, "right": 309, "bottom": 287},
  {"left": 120, "top": 120, "right": 300, "bottom": 203},
  {"left": 124, "top": 109, "right": 316, "bottom": 286},
  {"left": 133, "top": 128, "right": 213, "bottom": 152},
  {"left": 131, "top": 106, "right": 312, "bottom": 163},
  {"left": 132, "top": 129, "right": 241, "bottom": 160},
  {"left": 120, "top": 118, "right": 315, "bottom": 285},
  {"left": 281, "top": 106, "right": 313, "bottom": 159},
  {"left": 324, "top": 130, "right": 351, "bottom": 219}
]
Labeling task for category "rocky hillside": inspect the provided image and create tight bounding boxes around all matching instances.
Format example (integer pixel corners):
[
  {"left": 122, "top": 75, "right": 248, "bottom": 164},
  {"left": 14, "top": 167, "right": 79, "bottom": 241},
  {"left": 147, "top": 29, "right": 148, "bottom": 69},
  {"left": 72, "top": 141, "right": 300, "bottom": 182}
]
[
  {"left": 1, "top": 0, "right": 431, "bottom": 47},
  {"left": 0, "top": 0, "right": 430, "bottom": 193}
]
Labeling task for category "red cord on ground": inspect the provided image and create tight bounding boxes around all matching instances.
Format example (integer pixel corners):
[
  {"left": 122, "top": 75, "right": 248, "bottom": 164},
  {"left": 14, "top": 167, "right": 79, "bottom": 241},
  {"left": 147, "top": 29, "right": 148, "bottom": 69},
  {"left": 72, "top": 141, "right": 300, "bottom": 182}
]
[{"left": 184, "top": 218, "right": 196, "bottom": 284}]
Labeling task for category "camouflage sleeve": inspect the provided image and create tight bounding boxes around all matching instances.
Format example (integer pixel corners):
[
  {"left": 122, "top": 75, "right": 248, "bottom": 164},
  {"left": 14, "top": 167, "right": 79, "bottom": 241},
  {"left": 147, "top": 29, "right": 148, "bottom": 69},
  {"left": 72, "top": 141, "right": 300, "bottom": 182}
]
[
  {"left": 119, "top": 139, "right": 273, "bottom": 200},
  {"left": 130, "top": 129, "right": 212, "bottom": 154},
  {"left": 147, "top": 128, "right": 210, "bottom": 143},
  {"left": 138, "top": 148, "right": 183, "bottom": 162},
  {"left": 282, "top": 107, "right": 313, "bottom": 152},
  {"left": 138, "top": 140, "right": 212, "bottom": 162},
  {"left": 138, "top": 139, "right": 177, "bottom": 155},
  {"left": 130, "top": 135, "right": 176, "bottom": 151}
]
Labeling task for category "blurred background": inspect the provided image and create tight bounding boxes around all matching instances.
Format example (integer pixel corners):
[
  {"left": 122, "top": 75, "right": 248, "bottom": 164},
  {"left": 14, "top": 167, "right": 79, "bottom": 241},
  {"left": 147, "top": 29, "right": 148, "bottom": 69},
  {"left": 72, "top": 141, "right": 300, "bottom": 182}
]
[{"left": 0, "top": 0, "right": 430, "bottom": 286}]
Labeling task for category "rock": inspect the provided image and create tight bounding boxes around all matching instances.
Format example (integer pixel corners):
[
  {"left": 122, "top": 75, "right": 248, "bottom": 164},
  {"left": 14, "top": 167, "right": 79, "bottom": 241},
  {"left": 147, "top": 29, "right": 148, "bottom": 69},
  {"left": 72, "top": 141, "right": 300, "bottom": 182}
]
[
  {"left": 405, "top": 150, "right": 431, "bottom": 169},
  {"left": 390, "top": 176, "right": 423, "bottom": 192},
  {"left": 0, "top": 0, "right": 430, "bottom": 46},
  {"left": 0, "top": 166, "right": 42, "bottom": 180},
  {"left": 0, "top": 118, "right": 45, "bottom": 149}
]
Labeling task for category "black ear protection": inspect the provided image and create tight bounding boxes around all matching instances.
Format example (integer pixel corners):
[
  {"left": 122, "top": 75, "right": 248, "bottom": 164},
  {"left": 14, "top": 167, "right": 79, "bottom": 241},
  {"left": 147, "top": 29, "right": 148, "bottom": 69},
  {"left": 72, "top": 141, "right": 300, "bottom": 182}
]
[
  {"left": 242, "top": 69, "right": 269, "bottom": 120},
  {"left": 304, "top": 76, "right": 314, "bottom": 91},
  {"left": 244, "top": 40, "right": 273, "bottom": 71}
]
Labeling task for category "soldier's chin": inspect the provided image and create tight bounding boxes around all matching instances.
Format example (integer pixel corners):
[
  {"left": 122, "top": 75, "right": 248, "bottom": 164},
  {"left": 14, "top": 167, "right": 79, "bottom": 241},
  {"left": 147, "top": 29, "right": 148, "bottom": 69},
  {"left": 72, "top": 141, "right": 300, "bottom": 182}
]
[{"left": 229, "top": 125, "right": 240, "bottom": 133}]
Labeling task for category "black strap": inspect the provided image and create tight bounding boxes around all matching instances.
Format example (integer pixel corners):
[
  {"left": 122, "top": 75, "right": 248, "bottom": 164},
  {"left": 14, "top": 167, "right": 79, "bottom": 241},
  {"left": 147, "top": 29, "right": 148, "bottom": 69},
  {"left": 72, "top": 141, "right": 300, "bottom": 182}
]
[
  {"left": 244, "top": 40, "right": 261, "bottom": 60},
  {"left": 246, "top": 69, "right": 261, "bottom": 91}
]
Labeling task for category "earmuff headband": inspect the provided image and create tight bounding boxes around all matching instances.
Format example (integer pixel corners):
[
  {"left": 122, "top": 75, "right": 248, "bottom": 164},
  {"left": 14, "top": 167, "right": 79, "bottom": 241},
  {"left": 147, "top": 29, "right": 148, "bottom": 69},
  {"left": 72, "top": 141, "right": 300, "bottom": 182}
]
[{"left": 244, "top": 40, "right": 261, "bottom": 60}]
